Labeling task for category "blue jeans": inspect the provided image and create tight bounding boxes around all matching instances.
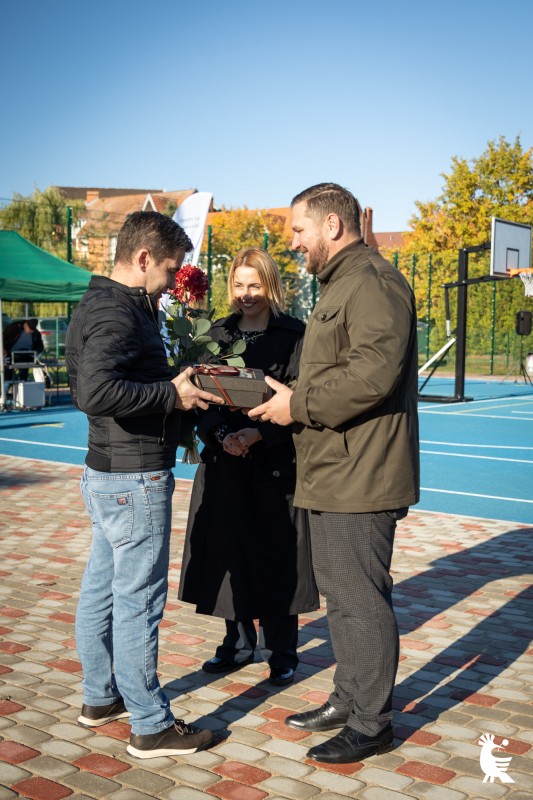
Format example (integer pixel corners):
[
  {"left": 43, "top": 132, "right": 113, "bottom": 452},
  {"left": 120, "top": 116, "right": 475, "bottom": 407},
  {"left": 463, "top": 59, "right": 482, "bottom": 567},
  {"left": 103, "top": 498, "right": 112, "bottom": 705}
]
[{"left": 76, "top": 466, "right": 175, "bottom": 735}]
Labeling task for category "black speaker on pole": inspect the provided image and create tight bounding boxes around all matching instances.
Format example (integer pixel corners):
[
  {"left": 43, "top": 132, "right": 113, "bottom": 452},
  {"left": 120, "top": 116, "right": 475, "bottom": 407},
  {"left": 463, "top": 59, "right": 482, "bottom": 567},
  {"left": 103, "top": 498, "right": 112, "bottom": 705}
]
[
  {"left": 516, "top": 310, "right": 532, "bottom": 337},
  {"left": 502, "top": 310, "right": 533, "bottom": 385}
]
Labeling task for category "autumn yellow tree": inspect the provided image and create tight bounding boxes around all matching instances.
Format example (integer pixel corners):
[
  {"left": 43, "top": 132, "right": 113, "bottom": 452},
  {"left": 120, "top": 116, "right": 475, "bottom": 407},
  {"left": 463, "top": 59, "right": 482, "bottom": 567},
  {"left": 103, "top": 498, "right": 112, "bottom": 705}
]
[
  {"left": 199, "top": 207, "right": 297, "bottom": 317},
  {"left": 384, "top": 136, "right": 533, "bottom": 365},
  {"left": 404, "top": 135, "right": 533, "bottom": 252}
]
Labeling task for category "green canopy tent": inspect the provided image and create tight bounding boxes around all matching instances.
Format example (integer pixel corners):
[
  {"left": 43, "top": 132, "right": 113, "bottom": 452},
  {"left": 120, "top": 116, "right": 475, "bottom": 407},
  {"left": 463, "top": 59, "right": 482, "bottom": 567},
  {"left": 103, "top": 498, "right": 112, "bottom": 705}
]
[
  {"left": 0, "top": 231, "right": 92, "bottom": 405},
  {"left": 0, "top": 230, "right": 91, "bottom": 301}
]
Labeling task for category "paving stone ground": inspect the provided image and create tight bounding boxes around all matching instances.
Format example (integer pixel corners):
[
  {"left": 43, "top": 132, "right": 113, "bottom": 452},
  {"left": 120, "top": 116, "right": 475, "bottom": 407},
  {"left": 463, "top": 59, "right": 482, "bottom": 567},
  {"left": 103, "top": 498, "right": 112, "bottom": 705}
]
[{"left": 1, "top": 453, "right": 533, "bottom": 800}]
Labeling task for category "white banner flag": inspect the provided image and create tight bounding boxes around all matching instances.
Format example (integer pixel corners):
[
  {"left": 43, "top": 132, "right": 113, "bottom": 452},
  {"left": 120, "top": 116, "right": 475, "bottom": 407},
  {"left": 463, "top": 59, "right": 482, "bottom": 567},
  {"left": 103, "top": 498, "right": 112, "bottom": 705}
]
[
  {"left": 159, "top": 191, "right": 213, "bottom": 344},
  {"left": 173, "top": 191, "right": 212, "bottom": 266}
]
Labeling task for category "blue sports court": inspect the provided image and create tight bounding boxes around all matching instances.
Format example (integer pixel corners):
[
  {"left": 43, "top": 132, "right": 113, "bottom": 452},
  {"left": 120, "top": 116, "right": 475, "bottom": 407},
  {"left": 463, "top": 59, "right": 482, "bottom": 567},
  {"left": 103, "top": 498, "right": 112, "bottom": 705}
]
[{"left": 0, "top": 375, "right": 532, "bottom": 524}]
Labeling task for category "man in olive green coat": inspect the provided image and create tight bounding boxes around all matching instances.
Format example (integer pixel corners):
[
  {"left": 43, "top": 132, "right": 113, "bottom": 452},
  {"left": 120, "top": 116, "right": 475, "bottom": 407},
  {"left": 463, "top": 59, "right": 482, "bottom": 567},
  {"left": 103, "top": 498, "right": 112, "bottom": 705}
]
[{"left": 249, "top": 183, "right": 419, "bottom": 765}]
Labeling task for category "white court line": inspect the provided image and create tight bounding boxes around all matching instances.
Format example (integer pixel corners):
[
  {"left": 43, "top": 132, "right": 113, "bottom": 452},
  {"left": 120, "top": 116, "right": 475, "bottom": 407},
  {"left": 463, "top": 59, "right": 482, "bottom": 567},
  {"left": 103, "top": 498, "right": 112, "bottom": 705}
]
[
  {"left": 0, "top": 437, "right": 87, "bottom": 451},
  {"left": 420, "top": 440, "right": 533, "bottom": 450},
  {"left": 418, "top": 395, "right": 533, "bottom": 411},
  {"left": 419, "top": 411, "right": 533, "bottom": 420},
  {"left": 421, "top": 450, "right": 533, "bottom": 464},
  {"left": 512, "top": 411, "right": 533, "bottom": 415},
  {"left": 421, "top": 487, "right": 533, "bottom": 504}
]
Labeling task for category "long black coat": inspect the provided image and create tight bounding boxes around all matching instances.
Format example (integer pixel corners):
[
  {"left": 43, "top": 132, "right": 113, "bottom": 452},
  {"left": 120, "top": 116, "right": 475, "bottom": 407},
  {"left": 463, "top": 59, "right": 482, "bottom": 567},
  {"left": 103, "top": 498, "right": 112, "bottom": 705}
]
[{"left": 178, "top": 312, "right": 319, "bottom": 621}]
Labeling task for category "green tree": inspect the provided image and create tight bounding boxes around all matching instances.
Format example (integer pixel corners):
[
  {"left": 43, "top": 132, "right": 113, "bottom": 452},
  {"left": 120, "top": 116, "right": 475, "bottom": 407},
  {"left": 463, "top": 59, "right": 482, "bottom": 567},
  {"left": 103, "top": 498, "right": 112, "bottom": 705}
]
[
  {"left": 199, "top": 207, "right": 298, "bottom": 316},
  {"left": 0, "top": 186, "right": 86, "bottom": 263},
  {"left": 163, "top": 200, "right": 178, "bottom": 218}
]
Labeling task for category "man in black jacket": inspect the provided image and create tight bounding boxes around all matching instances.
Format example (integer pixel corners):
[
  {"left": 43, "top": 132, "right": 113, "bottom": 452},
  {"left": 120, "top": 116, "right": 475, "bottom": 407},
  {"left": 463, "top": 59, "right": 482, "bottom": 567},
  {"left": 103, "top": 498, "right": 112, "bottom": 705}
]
[{"left": 66, "top": 212, "right": 222, "bottom": 759}]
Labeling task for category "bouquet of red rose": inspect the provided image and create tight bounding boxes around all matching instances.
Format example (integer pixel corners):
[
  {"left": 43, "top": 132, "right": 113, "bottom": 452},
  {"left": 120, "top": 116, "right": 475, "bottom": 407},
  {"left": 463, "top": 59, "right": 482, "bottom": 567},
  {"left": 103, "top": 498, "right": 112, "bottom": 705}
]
[{"left": 160, "top": 266, "right": 247, "bottom": 463}]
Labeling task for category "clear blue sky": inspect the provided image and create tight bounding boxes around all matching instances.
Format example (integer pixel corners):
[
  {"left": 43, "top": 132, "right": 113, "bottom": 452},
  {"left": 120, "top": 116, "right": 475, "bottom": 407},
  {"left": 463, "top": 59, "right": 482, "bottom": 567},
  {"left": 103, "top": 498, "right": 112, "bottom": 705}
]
[{"left": 2, "top": 0, "right": 532, "bottom": 231}]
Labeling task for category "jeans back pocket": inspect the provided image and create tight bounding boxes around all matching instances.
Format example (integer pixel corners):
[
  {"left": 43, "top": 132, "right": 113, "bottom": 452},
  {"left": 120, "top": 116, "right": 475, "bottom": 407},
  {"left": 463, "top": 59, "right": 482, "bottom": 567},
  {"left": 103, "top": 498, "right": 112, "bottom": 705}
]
[{"left": 89, "top": 491, "right": 133, "bottom": 548}]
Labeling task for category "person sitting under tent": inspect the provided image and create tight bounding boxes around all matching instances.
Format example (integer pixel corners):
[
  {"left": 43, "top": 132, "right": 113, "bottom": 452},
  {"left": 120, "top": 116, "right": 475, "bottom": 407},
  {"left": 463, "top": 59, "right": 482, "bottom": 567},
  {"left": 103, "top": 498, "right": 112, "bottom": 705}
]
[{"left": 3, "top": 319, "right": 44, "bottom": 381}]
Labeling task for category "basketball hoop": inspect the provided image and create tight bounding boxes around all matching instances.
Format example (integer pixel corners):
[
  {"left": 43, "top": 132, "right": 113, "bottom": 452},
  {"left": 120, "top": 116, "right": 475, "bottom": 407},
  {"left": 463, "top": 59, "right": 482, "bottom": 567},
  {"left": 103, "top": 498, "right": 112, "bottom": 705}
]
[{"left": 510, "top": 268, "right": 533, "bottom": 296}]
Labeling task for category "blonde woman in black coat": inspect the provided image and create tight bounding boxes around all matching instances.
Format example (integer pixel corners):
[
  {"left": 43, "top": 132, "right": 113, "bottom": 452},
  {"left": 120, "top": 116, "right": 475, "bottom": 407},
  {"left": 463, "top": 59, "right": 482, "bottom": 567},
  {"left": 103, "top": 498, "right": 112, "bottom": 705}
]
[{"left": 179, "top": 248, "right": 318, "bottom": 686}]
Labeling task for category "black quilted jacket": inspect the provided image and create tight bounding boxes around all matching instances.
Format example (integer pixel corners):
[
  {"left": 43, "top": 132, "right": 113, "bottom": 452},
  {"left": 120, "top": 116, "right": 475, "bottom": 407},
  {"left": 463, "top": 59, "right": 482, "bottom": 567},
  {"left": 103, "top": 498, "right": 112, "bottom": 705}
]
[{"left": 66, "top": 276, "right": 180, "bottom": 473}]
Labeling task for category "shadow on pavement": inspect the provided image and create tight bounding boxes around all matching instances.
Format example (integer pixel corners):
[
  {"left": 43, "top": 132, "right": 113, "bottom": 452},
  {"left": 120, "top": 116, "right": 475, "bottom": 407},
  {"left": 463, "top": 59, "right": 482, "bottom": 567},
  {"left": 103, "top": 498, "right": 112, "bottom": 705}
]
[{"left": 165, "top": 525, "right": 533, "bottom": 741}]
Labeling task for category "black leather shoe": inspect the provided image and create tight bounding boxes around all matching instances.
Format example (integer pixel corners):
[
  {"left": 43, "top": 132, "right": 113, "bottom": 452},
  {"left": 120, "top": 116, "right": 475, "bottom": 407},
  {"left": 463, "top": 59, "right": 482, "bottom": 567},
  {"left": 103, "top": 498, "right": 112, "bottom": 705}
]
[
  {"left": 285, "top": 702, "right": 349, "bottom": 732},
  {"left": 127, "top": 720, "right": 213, "bottom": 759},
  {"left": 307, "top": 724, "right": 394, "bottom": 764},
  {"left": 78, "top": 697, "right": 130, "bottom": 728},
  {"left": 269, "top": 667, "right": 294, "bottom": 686},
  {"left": 202, "top": 656, "right": 254, "bottom": 674}
]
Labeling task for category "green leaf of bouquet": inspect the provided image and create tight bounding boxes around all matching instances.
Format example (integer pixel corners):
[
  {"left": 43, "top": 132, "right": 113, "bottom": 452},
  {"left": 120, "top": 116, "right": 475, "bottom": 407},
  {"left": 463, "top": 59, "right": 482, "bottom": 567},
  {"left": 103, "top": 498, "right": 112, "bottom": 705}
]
[
  {"left": 231, "top": 338, "right": 246, "bottom": 354},
  {"left": 226, "top": 356, "right": 245, "bottom": 367},
  {"left": 167, "top": 356, "right": 174, "bottom": 366},
  {"left": 193, "top": 318, "right": 211, "bottom": 337},
  {"left": 208, "top": 307, "right": 217, "bottom": 320},
  {"left": 187, "top": 345, "right": 204, "bottom": 362},
  {"left": 193, "top": 335, "right": 212, "bottom": 345},
  {"left": 205, "top": 341, "right": 221, "bottom": 354},
  {"left": 173, "top": 316, "right": 193, "bottom": 337}
]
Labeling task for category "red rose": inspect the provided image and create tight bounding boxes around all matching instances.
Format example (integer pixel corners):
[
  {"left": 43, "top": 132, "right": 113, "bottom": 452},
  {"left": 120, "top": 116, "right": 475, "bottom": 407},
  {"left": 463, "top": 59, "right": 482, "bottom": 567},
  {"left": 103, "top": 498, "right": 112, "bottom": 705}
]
[{"left": 171, "top": 265, "right": 209, "bottom": 303}]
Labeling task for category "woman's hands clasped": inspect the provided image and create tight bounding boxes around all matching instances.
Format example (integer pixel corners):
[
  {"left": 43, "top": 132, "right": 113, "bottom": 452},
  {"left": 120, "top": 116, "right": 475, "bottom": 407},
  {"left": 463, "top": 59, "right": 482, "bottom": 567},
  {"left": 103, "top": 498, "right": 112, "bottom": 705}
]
[{"left": 223, "top": 428, "right": 262, "bottom": 457}]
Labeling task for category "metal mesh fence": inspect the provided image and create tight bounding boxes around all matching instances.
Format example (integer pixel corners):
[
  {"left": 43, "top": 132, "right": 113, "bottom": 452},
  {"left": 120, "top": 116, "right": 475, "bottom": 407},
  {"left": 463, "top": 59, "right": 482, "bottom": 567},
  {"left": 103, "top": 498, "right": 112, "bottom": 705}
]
[{"left": 390, "top": 250, "right": 533, "bottom": 375}]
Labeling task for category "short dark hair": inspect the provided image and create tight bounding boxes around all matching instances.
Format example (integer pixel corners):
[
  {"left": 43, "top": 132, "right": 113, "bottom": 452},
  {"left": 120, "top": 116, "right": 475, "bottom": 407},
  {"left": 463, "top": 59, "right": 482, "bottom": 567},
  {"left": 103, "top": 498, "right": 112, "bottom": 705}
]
[
  {"left": 114, "top": 211, "right": 193, "bottom": 266},
  {"left": 291, "top": 183, "right": 360, "bottom": 235}
]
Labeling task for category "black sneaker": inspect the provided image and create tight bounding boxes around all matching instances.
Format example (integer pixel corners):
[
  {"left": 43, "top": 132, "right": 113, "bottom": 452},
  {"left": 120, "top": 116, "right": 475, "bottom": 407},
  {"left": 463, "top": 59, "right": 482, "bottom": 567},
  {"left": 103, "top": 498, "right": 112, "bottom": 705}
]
[
  {"left": 269, "top": 667, "right": 294, "bottom": 686},
  {"left": 78, "top": 697, "right": 130, "bottom": 728},
  {"left": 127, "top": 719, "right": 213, "bottom": 759},
  {"left": 202, "top": 656, "right": 254, "bottom": 674}
]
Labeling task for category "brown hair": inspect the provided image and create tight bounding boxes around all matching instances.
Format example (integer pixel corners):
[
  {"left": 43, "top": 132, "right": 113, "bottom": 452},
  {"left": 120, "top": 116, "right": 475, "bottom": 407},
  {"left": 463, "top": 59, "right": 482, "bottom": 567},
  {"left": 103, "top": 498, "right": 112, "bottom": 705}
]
[
  {"left": 291, "top": 182, "right": 361, "bottom": 235},
  {"left": 227, "top": 248, "right": 285, "bottom": 317},
  {"left": 114, "top": 211, "right": 193, "bottom": 266}
]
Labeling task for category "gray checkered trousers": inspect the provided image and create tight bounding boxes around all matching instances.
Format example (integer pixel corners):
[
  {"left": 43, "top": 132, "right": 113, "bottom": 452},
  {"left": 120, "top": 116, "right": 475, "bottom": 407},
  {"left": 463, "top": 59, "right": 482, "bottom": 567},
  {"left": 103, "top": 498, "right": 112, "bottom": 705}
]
[{"left": 308, "top": 508, "right": 407, "bottom": 736}]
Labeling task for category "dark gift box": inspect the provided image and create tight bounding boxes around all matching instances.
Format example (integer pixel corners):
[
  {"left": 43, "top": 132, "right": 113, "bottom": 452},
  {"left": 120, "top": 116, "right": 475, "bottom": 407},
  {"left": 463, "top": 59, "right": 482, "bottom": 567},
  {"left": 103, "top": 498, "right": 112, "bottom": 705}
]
[{"left": 182, "top": 364, "right": 272, "bottom": 410}]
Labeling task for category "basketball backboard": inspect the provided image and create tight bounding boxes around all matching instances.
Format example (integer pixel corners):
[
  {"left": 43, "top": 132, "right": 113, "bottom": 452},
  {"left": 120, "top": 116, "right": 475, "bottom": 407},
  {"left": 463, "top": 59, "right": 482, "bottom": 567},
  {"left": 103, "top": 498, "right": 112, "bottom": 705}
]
[{"left": 490, "top": 217, "right": 532, "bottom": 276}]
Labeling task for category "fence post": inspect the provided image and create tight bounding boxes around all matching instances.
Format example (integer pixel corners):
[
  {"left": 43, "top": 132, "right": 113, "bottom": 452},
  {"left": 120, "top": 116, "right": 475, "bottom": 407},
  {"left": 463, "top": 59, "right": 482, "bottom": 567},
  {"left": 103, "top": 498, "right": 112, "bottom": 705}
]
[
  {"left": 207, "top": 225, "right": 212, "bottom": 313},
  {"left": 489, "top": 281, "right": 496, "bottom": 375},
  {"left": 426, "top": 254, "right": 432, "bottom": 362},
  {"left": 393, "top": 252, "right": 398, "bottom": 269},
  {"left": 311, "top": 275, "right": 317, "bottom": 309},
  {"left": 411, "top": 255, "right": 416, "bottom": 292},
  {"left": 66, "top": 206, "right": 72, "bottom": 263},
  {"left": 263, "top": 232, "right": 269, "bottom": 251},
  {"left": 506, "top": 332, "right": 510, "bottom": 368}
]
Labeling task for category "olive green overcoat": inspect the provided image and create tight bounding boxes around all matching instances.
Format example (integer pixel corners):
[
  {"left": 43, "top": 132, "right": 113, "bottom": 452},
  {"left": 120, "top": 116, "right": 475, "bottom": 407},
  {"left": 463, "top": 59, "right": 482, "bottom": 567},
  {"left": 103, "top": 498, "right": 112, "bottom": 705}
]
[{"left": 290, "top": 240, "right": 420, "bottom": 513}]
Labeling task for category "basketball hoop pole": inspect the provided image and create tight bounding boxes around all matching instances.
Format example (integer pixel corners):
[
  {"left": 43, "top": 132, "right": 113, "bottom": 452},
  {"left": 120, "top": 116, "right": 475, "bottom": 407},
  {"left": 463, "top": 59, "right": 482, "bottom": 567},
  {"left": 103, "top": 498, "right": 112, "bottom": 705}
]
[
  {"left": 455, "top": 244, "right": 490, "bottom": 401},
  {"left": 418, "top": 242, "right": 519, "bottom": 403}
]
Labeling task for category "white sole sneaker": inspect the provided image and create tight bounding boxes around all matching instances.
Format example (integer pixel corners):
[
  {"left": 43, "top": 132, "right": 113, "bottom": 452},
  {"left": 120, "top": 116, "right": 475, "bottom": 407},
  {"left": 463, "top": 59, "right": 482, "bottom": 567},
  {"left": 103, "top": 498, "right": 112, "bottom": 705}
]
[
  {"left": 78, "top": 710, "right": 131, "bottom": 728},
  {"left": 126, "top": 743, "right": 203, "bottom": 758}
]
